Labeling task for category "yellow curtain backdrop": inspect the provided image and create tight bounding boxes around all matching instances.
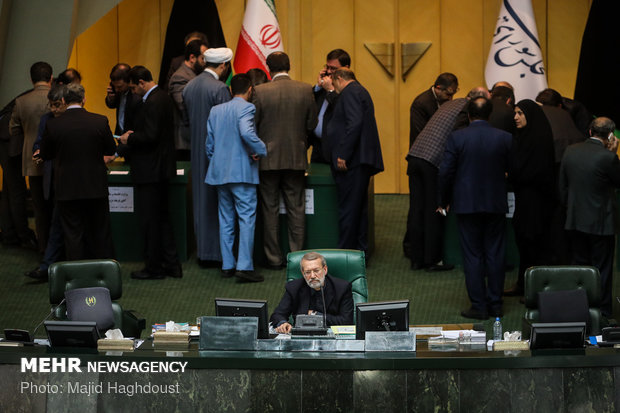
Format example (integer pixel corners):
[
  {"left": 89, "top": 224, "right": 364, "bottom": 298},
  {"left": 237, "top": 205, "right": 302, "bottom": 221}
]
[{"left": 65, "top": 0, "right": 591, "bottom": 194}]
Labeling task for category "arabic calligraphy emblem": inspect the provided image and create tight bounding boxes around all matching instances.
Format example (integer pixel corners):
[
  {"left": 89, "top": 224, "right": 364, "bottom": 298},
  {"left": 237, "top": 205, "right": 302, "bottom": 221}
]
[{"left": 260, "top": 25, "right": 281, "bottom": 49}]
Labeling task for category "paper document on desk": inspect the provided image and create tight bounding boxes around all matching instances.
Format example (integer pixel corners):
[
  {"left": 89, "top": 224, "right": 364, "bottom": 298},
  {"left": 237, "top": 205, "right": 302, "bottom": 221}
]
[
  {"left": 433, "top": 330, "right": 486, "bottom": 341},
  {"left": 410, "top": 326, "right": 443, "bottom": 336}
]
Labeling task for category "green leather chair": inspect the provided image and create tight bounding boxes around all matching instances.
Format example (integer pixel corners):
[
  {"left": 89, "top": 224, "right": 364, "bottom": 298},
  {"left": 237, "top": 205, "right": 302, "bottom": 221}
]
[
  {"left": 286, "top": 249, "right": 368, "bottom": 322},
  {"left": 48, "top": 259, "right": 146, "bottom": 338},
  {"left": 523, "top": 265, "right": 603, "bottom": 337}
]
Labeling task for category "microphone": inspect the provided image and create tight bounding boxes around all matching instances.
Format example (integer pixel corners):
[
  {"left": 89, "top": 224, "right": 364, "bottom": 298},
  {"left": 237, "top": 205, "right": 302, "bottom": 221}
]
[
  {"left": 32, "top": 298, "right": 66, "bottom": 339},
  {"left": 320, "top": 283, "right": 328, "bottom": 329}
]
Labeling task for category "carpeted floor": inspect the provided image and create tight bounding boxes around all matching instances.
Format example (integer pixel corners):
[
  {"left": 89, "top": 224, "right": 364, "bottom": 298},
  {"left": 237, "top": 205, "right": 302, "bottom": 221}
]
[{"left": 1, "top": 194, "right": 598, "bottom": 339}]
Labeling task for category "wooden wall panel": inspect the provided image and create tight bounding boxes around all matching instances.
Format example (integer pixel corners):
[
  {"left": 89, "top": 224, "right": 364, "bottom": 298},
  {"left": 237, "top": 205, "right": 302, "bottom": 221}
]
[
  {"left": 215, "top": 0, "right": 244, "bottom": 51},
  {"left": 398, "top": 0, "right": 441, "bottom": 191},
  {"left": 73, "top": 7, "right": 118, "bottom": 129},
  {"left": 546, "top": 0, "right": 590, "bottom": 97},
  {"left": 441, "top": 0, "right": 485, "bottom": 94},
  {"left": 356, "top": 0, "right": 398, "bottom": 192}
]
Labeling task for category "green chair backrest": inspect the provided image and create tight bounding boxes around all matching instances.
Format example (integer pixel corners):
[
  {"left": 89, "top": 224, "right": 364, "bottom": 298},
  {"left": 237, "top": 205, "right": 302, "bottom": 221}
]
[
  {"left": 523, "top": 265, "right": 602, "bottom": 336},
  {"left": 286, "top": 249, "right": 368, "bottom": 315}
]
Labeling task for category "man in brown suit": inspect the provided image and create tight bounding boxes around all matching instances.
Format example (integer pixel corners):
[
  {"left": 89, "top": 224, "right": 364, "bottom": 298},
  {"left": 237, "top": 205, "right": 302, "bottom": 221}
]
[
  {"left": 10, "top": 61, "right": 53, "bottom": 253},
  {"left": 253, "top": 52, "right": 318, "bottom": 269}
]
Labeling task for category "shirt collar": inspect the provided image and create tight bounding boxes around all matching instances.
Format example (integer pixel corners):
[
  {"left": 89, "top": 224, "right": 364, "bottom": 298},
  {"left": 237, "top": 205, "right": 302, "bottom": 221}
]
[
  {"left": 272, "top": 73, "right": 289, "bottom": 80},
  {"left": 67, "top": 104, "right": 81, "bottom": 109},
  {"left": 142, "top": 84, "right": 157, "bottom": 102},
  {"left": 205, "top": 68, "right": 219, "bottom": 80}
]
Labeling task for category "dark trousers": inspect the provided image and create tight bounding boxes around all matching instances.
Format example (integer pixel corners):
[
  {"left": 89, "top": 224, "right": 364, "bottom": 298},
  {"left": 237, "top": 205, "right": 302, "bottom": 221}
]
[
  {"left": 0, "top": 143, "right": 32, "bottom": 243},
  {"left": 258, "top": 170, "right": 305, "bottom": 266},
  {"left": 456, "top": 213, "right": 506, "bottom": 313},
  {"left": 568, "top": 230, "right": 615, "bottom": 317},
  {"left": 57, "top": 198, "right": 114, "bottom": 260},
  {"left": 28, "top": 175, "right": 51, "bottom": 253},
  {"left": 333, "top": 165, "right": 371, "bottom": 252},
  {"left": 406, "top": 157, "right": 445, "bottom": 266},
  {"left": 135, "top": 181, "right": 179, "bottom": 274},
  {"left": 40, "top": 203, "right": 64, "bottom": 270},
  {"left": 513, "top": 226, "right": 550, "bottom": 290}
]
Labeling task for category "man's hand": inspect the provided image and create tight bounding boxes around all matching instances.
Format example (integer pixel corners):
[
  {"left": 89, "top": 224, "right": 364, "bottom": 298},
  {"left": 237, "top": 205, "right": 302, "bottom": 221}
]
[
  {"left": 106, "top": 85, "right": 115, "bottom": 98},
  {"left": 337, "top": 157, "right": 347, "bottom": 171},
  {"left": 608, "top": 135, "right": 619, "bottom": 153},
  {"left": 119, "top": 130, "right": 133, "bottom": 145},
  {"left": 275, "top": 322, "right": 292, "bottom": 334},
  {"left": 104, "top": 155, "right": 117, "bottom": 164},
  {"left": 32, "top": 149, "right": 42, "bottom": 164},
  {"left": 251, "top": 154, "right": 260, "bottom": 161}
]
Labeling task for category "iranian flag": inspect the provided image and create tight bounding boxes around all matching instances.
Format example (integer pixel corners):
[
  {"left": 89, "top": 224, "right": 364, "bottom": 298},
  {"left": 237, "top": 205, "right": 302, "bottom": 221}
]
[{"left": 233, "top": 0, "right": 284, "bottom": 76}]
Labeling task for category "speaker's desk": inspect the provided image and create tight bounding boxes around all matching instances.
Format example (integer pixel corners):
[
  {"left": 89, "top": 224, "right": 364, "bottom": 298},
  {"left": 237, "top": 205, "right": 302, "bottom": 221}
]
[{"left": 1, "top": 340, "right": 619, "bottom": 412}]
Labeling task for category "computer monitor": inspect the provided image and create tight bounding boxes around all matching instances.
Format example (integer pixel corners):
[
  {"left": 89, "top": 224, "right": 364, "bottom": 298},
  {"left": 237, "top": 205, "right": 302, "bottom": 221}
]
[
  {"left": 355, "top": 300, "right": 410, "bottom": 340},
  {"left": 215, "top": 298, "right": 269, "bottom": 339},
  {"left": 44, "top": 321, "right": 100, "bottom": 348},
  {"left": 529, "top": 322, "right": 586, "bottom": 350}
]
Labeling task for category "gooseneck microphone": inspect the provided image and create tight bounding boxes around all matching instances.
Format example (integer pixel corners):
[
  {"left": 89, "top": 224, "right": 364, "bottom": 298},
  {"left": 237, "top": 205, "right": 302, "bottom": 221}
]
[
  {"left": 32, "top": 298, "right": 66, "bottom": 339},
  {"left": 320, "top": 283, "right": 328, "bottom": 329}
]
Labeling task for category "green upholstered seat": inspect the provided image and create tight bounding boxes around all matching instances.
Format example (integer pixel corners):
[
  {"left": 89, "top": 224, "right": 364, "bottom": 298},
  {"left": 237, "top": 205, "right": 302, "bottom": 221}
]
[
  {"left": 286, "top": 249, "right": 368, "bottom": 322},
  {"left": 523, "top": 265, "right": 602, "bottom": 337},
  {"left": 48, "top": 259, "right": 146, "bottom": 338}
]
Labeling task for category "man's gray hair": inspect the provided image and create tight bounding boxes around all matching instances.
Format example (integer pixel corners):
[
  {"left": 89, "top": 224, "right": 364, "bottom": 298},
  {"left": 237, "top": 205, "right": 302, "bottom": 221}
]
[
  {"left": 299, "top": 252, "right": 326, "bottom": 272},
  {"left": 63, "top": 83, "right": 85, "bottom": 105},
  {"left": 589, "top": 117, "right": 616, "bottom": 139},
  {"left": 467, "top": 86, "right": 490, "bottom": 100}
]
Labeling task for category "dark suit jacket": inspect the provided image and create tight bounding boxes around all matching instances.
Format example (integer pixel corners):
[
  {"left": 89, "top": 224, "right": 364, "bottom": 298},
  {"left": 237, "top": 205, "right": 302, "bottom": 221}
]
[
  {"left": 489, "top": 99, "right": 516, "bottom": 136},
  {"left": 125, "top": 86, "right": 176, "bottom": 184},
  {"left": 560, "top": 139, "right": 620, "bottom": 235},
  {"left": 105, "top": 89, "right": 140, "bottom": 135},
  {"left": 40, "top": 107, "right": 116, "bottom": 201},
  {"left": 253, "top": 75, "right": 318, "bottom": 171},
  {"left": 409, "top": 88, "right": 440, "bottom": 147},
  {"left": 439, "top": 120, "right": 512, "bottom": 214},
  {"left": 326, "top": 81, "right": 384, "bottom": 175},
  {"left": 269, "top": 275, "right": 354, "bottom": 327},
  {"left": 308, "top": 87, "right": 339, "bottom": 164}
]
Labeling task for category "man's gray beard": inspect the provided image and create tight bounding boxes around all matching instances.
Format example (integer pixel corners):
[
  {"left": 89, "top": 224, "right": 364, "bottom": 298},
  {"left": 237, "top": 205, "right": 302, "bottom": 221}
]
[{"left": 306, "top": 279, "right": 324, "bottom": 289}]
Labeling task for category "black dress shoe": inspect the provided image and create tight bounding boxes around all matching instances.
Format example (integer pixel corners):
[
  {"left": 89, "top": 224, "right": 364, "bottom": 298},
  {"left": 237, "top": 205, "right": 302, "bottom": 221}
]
[
  {"left": 503, "top": 285, "right": 524, "bottom": 297},
  {"left": 197, "top": 259, "right": 221, "bottom": 268},
  {"left": 221, "top": 268, "right": 235, "bottom": 278},
  {"left": 425, "top": 264, "right": 455, "bottom": 272},
  {"left": 460, "top": 307, "right": 489, "bottom": 320},
  {"left": 410, "top": 262, "right": 426, "bottom": 270},
  {"left": 235, "top": 270, "right": 264, "bottom": 283},
  {"left": 131, "top": 270, "right": 165, "bottom": 280},
  {"left": 25, "top": 268, "right": 48, "bottom": 280}
]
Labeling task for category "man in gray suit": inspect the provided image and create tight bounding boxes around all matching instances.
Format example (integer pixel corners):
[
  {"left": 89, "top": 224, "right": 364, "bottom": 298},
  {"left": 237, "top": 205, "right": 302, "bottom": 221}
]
[
  {"left": 560, "top": 117, "right": 620, "bottom": 317},
  {"left": 168, "top": 39, "right": 208, "bottom": 161},
  {"left": 253, "top": 52, "right": 318, "bottom": 269},
  {"left": 183, "top": 47, "right": 233, "bottom": 266}
]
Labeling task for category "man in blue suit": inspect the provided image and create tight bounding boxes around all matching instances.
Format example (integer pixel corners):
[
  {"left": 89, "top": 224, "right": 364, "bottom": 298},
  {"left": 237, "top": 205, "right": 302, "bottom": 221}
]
[
  {"left": 327, "top": 68, "right": 384, "bottom": 254},
  {"left": 206, "top": 74, "right": 267, "bottom": 283},
  {"left": 438, "top": 97, "right": 512, "bottom": 320}
]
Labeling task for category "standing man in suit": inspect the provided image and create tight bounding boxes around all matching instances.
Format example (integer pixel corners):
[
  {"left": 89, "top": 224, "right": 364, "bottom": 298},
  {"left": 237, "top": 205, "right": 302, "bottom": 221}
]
[
  {"left": 183, "top": 47, "right": 233, "bottom": 267},
  {"left": 105, "top": 63, "right": 140, "bottom": 136},
  {"left": 119, "top": 66, "right": 181, "bottom": 280},
  {"left": 308, "top": 49, "right": 351, "bottom": 164},
  {"left": 270, "top": 251, "right": 354, "bottom": 333},
  {"left": 206, "top": 74, "right": 267, "bottom": 282},
  {"left": 327, "top": 68, "right": 384, "bottom": 254},
  {"left": 253, "top": 52, "right": 318, "bottom": 270},
  {"left": 40, "top": 83, "right": 116, "bottom": 260},
  {"left": 560, "top": 117, "right": 620, "bottom": 317},
  {"left": 403, "top": 72, "right": 458, "bottom": 258},
  {"left": 10, "top": 61, "right": 53, "bottom": 254},
  {"left": 438, "top": 97, "right": 512, "bottom": 320},
  {"left": 168, "top": 39, "right": 208, "bottom": 161}
]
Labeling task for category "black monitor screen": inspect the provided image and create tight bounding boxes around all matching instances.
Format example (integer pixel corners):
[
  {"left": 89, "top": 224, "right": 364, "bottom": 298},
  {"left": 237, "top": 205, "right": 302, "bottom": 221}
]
[
  {"left": 215, "top": 298, "right": 269, "bottom": 339},
  {"left": 44, "top": 321, "right": 100, "bottom": 348},
  {"left": 530, "top": 322, "right": 586, "bottom": 350},
  {"left": 355, "top": 300, "right": 409, "bottom": 340}
]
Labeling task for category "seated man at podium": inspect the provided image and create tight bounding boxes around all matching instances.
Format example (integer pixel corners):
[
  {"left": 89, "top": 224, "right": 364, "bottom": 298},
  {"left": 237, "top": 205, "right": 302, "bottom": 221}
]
[{"left": 270, "top": 252, "right": 354, "bottom": 333}]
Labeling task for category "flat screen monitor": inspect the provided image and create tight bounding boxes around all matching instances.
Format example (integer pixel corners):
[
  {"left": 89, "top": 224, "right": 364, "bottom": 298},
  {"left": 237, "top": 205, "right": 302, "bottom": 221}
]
[
  {"left": 215, "top": 298, "right": 269, "bottom": 339},
  {"left": 530, "top": 322, "right": 586, "bottom": 350},
  {"left": 44, "top": 321, "right": 100, "bottom": 348},
  {"left": 355, "top": 300, "right": 409, "bottom": 340}
]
